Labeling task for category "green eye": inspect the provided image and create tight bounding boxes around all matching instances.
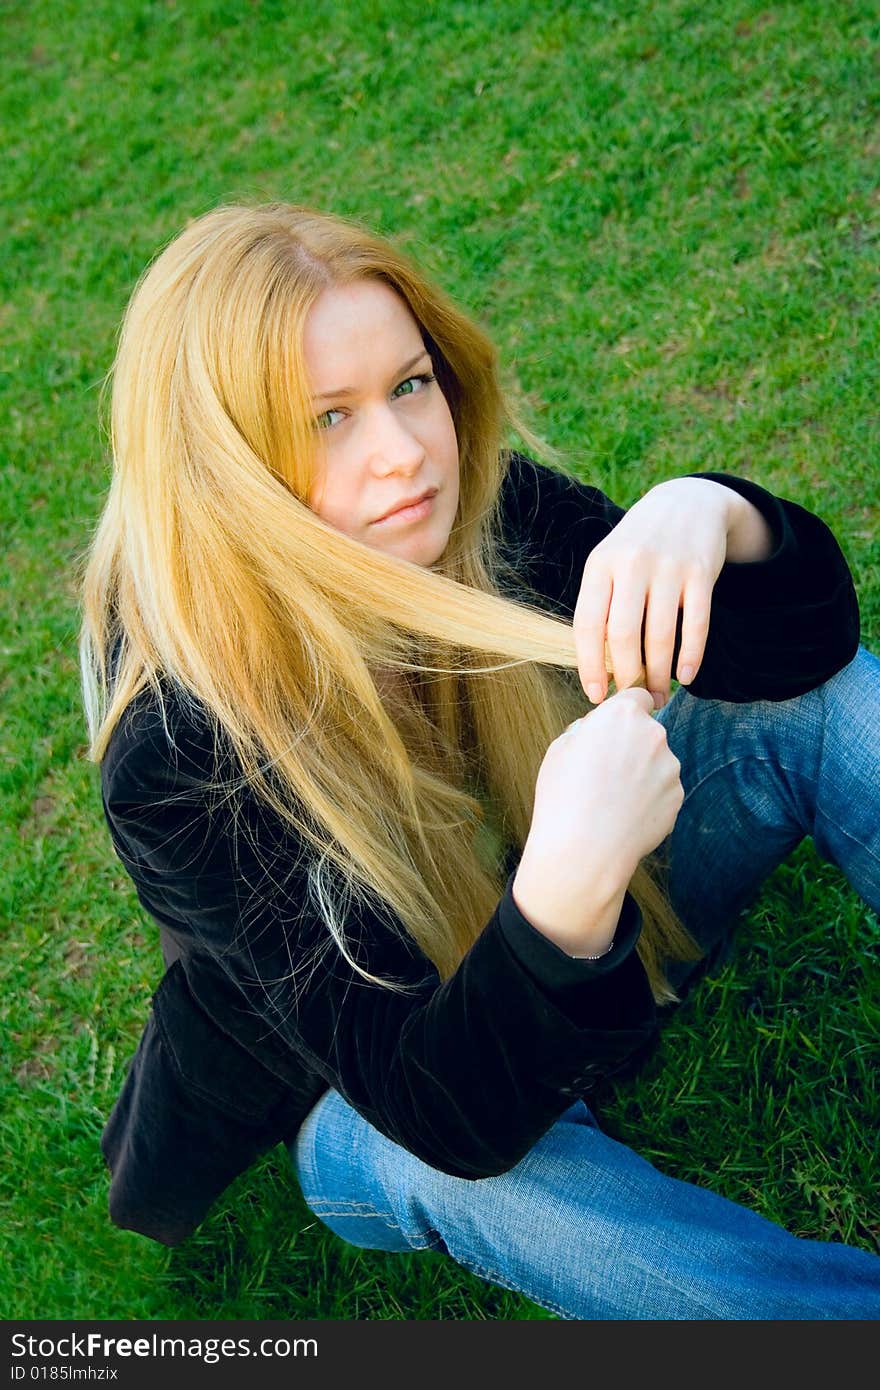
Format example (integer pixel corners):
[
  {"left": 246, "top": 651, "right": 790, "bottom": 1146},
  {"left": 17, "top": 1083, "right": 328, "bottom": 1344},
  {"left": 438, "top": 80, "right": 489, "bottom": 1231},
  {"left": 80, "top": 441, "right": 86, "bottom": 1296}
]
[
  {"left": 315, "top": 408, "right": 344, "bottom": 430},
  {"left": 392, "top": 372, "right": 436, "bottom": 399}
]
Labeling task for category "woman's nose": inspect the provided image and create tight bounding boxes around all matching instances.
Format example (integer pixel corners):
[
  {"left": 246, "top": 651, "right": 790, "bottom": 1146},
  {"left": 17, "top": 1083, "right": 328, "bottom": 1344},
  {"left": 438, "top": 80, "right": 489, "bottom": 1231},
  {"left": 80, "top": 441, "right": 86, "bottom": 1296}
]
[{"left": 365, "top": 403, "right": 425, "bottom": 471}]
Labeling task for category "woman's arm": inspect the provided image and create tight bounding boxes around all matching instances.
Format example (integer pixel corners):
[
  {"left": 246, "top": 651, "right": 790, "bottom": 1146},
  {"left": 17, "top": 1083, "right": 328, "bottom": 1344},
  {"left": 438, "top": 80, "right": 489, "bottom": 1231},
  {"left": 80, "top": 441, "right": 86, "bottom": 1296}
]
[
  {"left": 715, "top": 483, "right": 775, "bottom": 564},
  {"left": 101, "top": 689, "right": 657, "bottom": 1200},
  {"left": 499, "top": 453, "right": 861, "bottom": 704}
]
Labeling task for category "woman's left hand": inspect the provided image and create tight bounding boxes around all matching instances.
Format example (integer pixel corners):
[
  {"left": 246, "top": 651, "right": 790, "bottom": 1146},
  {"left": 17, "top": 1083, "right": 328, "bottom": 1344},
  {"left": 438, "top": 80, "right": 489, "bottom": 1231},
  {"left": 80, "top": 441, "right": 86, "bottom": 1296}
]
[{"left": 575, "top": 478, "right": 733, "bottom": 709}]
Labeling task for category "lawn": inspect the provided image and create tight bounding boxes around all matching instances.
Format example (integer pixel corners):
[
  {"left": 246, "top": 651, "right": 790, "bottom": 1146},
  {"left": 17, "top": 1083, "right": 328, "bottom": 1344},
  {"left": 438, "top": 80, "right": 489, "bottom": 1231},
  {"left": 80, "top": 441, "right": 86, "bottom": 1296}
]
[{"left": 2, "top": 0, "right": 878, "bottom": 1320}]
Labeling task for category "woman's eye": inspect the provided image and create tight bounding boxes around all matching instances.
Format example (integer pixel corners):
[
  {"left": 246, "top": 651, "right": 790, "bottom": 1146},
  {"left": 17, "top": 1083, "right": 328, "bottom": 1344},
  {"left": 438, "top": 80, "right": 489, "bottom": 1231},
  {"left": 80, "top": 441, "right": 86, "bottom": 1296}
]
[
  {"left": 314, "top": 374, "right": 436, "bottom": 429},
  {"left": 315, "top": 407, "right": 345, "bottom": 430},
  {"left": 392, "top": 372, "right": 436, "bottom": 399}
]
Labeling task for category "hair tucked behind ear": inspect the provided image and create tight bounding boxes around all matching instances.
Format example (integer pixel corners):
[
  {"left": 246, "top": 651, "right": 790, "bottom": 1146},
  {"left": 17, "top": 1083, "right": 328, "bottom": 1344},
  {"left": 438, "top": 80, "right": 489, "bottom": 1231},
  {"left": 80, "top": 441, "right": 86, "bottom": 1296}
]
[{"left": 76, "top": 201, "right": 699, "bottom": 1003}]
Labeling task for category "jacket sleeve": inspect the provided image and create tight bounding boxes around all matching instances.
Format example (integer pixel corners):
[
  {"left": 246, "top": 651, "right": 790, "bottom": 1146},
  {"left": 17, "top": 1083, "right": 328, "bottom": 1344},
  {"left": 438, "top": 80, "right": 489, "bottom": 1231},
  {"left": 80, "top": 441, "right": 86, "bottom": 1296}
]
[
  {"left": 499, "top": 452, "right": 861, "bottom": 702},
  {"left": 102, "top": 698, "right": 657, "bottom": 1190}
]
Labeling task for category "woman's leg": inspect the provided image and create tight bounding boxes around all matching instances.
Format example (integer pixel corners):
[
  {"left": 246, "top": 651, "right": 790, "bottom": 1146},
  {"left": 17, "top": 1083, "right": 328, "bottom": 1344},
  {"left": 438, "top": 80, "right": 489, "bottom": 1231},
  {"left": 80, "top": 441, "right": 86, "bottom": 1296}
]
[
  {"left": 652, "top": 641, "right": 880, "bottom": 992},
  {"left": 289, "top": 644, "right": 880, "bottom": 1319},
  {"left": 291, "top": 1087, "right": 880, "bottom": 1319}
]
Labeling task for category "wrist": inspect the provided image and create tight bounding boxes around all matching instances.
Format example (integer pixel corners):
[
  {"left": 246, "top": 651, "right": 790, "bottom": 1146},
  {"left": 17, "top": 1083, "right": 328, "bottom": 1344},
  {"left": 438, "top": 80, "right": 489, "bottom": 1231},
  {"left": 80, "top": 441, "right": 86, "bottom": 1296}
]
[
  {"left": 512, "top": 851, "right": 631, "bottom": 958},
  {"left": 570, "top": 935, "right": 618, "bottom": 961},
  {"left": 722, "top": 488, "right": 776, "bottom": 564},
  {"left": 654, "top": 475, "right": 775, "bottom": 565}
]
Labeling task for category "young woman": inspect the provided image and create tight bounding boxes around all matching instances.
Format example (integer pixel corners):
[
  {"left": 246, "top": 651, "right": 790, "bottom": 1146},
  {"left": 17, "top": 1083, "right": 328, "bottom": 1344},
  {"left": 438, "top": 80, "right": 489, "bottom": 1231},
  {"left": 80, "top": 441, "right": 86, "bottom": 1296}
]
[{"left": 78, "top": 201, "right": 880, "bottom": 1319}]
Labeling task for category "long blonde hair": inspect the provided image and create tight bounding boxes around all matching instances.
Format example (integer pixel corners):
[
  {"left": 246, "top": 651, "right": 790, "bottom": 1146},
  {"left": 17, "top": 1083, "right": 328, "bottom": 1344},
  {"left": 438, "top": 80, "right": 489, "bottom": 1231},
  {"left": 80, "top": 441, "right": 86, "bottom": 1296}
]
[{"left": 77, "top": 202, "right": 699, "bottom": 1002}]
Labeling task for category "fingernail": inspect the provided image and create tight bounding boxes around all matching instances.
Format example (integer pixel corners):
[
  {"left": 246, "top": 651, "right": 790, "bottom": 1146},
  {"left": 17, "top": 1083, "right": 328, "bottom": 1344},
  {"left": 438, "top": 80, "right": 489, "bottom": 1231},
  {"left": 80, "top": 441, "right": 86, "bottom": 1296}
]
[
  {"left": 678, "top": 665, "right": 695, "bottom": 684},
  {"left": 587, "top": 683, "right": 604, "bottom": 704},
  {"left": 650, "top": 691, "right": 666, "bottom": 710}
]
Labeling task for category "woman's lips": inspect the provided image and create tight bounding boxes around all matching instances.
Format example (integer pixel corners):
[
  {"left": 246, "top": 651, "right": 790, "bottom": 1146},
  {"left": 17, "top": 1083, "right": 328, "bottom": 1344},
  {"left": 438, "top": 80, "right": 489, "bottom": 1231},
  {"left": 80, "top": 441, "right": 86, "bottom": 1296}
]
[{"left": 371, "top": 492, "right": 437, "bottom": 527}]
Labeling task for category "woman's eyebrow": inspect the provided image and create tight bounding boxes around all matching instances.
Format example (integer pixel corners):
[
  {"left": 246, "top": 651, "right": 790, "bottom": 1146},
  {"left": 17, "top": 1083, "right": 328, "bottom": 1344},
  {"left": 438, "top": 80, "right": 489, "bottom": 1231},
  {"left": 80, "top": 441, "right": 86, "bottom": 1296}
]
[{"left": 310, "top": 351, "right": 431, "bottom": 401}]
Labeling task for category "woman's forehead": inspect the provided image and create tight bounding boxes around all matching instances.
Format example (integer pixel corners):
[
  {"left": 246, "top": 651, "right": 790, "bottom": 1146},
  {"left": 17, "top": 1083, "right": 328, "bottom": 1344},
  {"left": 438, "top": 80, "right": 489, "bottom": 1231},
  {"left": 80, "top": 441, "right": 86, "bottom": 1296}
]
[{"left": 303, "top": 280, "right": 426, "bottom": 390}]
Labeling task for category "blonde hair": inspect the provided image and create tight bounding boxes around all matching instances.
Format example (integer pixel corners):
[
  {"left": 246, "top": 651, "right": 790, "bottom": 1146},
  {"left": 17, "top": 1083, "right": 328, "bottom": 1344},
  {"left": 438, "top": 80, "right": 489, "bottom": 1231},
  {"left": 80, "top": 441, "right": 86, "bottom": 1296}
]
[{"left": 77, "top": 202, "right": 699, "bottom": 1002}]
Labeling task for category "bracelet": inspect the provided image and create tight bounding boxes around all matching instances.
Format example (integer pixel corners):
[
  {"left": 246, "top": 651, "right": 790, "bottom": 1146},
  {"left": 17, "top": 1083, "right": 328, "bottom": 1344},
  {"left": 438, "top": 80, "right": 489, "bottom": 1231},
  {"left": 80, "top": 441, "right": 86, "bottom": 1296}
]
[{"left": 570, "top": 937, "right": 616, "bottom": 961}]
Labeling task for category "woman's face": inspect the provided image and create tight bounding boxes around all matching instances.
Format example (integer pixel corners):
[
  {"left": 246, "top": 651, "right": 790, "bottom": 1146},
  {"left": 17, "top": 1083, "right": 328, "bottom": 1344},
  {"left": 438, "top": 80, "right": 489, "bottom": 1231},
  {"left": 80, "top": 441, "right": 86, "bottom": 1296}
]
[{"left": 303, "top": 279, "right": 461, "bottom": 567}]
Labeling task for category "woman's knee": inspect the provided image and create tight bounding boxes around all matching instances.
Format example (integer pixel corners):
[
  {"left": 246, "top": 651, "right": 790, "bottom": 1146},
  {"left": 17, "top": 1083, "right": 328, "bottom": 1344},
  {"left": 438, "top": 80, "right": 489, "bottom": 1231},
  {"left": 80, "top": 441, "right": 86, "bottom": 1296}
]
[
  {"left": 810, "top": 644, "right": 880, "bottom": 906},
  {"left": 290, "top": 1088, "right": 451, "bottom": 1253}
]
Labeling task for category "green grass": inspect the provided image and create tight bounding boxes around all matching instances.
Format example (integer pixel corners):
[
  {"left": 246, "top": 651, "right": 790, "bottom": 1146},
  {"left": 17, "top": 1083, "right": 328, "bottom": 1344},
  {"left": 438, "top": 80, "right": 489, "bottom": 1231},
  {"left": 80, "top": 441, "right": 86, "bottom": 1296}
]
[{"left": 2, "top": 0, "right": 878, "bottom": 1319}]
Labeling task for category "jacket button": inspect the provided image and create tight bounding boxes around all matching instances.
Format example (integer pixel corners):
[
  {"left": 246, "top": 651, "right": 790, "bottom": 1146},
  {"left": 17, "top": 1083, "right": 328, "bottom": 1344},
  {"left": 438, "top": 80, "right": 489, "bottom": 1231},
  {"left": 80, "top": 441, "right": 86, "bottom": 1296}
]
[{"left": 577, "top": 1064, "right": 601, "bottom": 1082}]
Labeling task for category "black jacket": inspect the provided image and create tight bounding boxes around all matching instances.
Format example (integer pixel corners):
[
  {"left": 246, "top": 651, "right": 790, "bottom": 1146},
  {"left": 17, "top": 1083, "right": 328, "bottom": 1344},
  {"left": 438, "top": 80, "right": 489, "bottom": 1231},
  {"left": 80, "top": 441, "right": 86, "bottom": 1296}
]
[{"left": 98, "top": 453, "right": 861, "bottom": 1245}]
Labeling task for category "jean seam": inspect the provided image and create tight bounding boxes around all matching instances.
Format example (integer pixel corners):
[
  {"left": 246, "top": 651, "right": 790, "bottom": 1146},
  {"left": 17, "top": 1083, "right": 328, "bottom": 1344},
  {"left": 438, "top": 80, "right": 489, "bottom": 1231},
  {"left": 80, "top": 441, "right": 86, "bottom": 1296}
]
[
  {"left": 813, "top": 808, "right": 880, "bottom": 872},
  {"left": 306, "top": 1200, "right": 389, "bottom": 1211},
  {"left": 455, "top": 1259, "right": 572, "bottom": 1319},
  {"left": 304, "top": 1199, "right": 445, "bottom": 1252},
  {"left": 308, "top": 1208, "right": 402, "bottom": 1224}
]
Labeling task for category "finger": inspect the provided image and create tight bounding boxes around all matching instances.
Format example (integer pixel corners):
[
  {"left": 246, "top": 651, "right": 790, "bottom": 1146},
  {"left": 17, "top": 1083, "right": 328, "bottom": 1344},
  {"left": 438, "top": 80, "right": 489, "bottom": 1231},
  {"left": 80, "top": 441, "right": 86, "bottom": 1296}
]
[
  {"left": 676, "top": 571, "right": 713, "bottom": 685},
  {"left": 558, "top": 686, "right": 656, "bottom": 745},
  {"left": 560, "top": 685, "right": 655, "bottom": 742},
  {"left": 643, "top": 575, "right": 684, "bottom": 708},
  {"left": 573, "top": 567, "right": 613, "bottom": 703},
  {"left": 605, "top": 574, "right": 649, "bottom": 693},
  {"left": 612, "top": 685, "right": 656, "bottom": 714}
]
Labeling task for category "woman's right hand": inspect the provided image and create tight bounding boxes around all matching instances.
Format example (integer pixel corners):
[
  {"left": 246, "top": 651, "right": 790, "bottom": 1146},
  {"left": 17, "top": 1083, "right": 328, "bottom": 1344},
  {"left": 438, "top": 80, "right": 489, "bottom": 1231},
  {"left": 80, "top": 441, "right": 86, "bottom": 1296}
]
[{"left": 511, "top": 687, "right": 684, "bottom": 956}]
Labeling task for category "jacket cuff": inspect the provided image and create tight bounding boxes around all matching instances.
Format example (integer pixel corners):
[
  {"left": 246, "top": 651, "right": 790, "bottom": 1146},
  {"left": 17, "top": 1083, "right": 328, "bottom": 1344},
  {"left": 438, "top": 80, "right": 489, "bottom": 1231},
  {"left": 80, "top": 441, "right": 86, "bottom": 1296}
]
[
  {"left": 496, "top": 872, "right": 652, "bottom": 1029},
  {"left": 687, "top": 472, "right": 833, "bottom": 606}
]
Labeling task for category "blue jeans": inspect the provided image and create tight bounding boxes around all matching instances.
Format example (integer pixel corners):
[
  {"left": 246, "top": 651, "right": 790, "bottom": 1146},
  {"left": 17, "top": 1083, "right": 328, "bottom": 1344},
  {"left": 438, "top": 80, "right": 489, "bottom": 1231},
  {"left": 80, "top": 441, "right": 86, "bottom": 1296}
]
[{"left": 289, "top": 644, "right": 880, "bottom": 1319}]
